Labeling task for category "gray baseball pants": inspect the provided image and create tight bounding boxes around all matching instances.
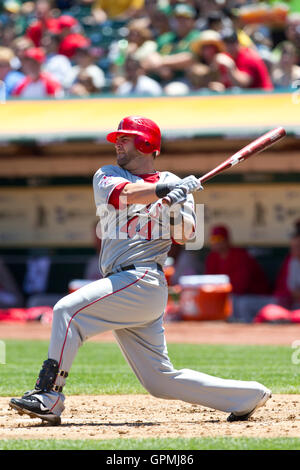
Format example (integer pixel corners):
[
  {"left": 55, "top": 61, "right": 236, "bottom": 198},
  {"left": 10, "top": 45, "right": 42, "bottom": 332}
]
[{"left": 34, "top": 264, "right": 269, "bottom": 417}]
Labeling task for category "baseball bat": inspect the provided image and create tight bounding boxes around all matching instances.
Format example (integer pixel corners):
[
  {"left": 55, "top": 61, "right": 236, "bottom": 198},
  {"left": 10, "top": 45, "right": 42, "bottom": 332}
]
[
  {"left": 199, "top": 126, "right": 286, "bottom": 184},
  {"left": 163, "top": 126, "right": 286, "bottom": 205}
]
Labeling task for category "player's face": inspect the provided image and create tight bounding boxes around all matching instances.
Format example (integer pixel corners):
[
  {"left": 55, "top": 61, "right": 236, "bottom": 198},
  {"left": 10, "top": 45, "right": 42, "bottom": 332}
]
[
  {"left": 210, "top": 239, "right": 229, "bottom": 254},
  {"left": 115, "top": 135, "right": 140, "bottom": 170}
]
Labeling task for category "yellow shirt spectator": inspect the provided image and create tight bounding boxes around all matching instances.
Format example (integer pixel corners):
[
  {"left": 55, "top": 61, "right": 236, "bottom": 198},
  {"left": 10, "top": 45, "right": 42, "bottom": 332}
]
[
  {"left": 93, "top": 0, "right": 144, "bottom": 19},
  {"left": 237, "top": 29, "right": 254, "bottom": 49}
]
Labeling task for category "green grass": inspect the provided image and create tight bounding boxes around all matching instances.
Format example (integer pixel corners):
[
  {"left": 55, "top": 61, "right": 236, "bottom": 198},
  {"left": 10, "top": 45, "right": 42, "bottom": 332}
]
[
  {"left": 1, "top": 340, "right": 300, "bottom": 451},
  {"left": 0, "top": 340, "right": 299, "bottom": 396},
  {"left": 1, "top": 437, "right": 300, "bottom": 450}
]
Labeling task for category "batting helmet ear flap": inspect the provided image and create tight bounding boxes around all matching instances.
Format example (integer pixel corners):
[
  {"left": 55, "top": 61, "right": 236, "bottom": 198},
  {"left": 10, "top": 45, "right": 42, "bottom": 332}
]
[{"left": 134, "top": 135, "right": 156, "bottom": 154}]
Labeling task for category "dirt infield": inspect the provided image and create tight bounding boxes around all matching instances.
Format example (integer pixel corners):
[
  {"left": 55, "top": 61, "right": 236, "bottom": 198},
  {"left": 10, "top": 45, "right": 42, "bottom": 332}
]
[
  {"left": 1, "top": 321, "right": 300, "bottom": 442},
  {"left": 1, "top": 320, "right": 300, "bottom": 345},
  {"left": 2, "top": 394, "right": 300, "bottom": 440}
]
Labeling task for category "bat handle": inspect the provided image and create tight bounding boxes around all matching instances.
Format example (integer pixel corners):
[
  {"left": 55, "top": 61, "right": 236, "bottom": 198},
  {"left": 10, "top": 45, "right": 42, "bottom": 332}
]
[{"left": 162, "top": 195, "right": 172, "bottom": 206}]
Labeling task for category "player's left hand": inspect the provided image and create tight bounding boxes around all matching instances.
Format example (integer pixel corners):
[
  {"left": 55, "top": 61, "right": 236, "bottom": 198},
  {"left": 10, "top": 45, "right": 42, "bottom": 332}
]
[
  {"left": 164, "top": 186, "right": 188, "bottom": 206},
  {"left": 176, "top": 175, "right": 203, "bottom": 193}
]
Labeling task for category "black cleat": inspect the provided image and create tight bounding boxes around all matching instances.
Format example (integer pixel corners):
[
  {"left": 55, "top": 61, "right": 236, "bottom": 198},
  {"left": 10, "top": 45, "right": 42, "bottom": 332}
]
[
  {"left": 9, "top": 394, "right": 61, "bottom": 425},
  {"left": 227, "top": 390, "right": 272, "bottom": 422}
]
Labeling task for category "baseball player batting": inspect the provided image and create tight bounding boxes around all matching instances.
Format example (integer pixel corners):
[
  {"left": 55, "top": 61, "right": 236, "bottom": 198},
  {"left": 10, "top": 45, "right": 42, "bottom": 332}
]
[{"left": 10, "top": 116, "right": 271, "bottom": 425}]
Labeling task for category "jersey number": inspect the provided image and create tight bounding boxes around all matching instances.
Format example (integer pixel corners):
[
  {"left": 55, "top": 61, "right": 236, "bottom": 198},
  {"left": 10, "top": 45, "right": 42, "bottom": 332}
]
[{"left": 120, "top": 215, "right": 156, "bottom": 240}]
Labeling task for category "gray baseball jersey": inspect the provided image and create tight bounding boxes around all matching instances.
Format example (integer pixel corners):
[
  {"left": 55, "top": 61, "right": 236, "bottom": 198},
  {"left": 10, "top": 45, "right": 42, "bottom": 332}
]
[{"left": 93, "top": 165, "right": 195, "bottom": 277}]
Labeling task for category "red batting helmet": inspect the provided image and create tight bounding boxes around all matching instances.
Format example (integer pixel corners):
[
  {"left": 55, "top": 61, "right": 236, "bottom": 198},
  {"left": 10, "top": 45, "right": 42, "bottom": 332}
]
[{"left": 106, "top": 116, "right": 161, "bottom": 156}]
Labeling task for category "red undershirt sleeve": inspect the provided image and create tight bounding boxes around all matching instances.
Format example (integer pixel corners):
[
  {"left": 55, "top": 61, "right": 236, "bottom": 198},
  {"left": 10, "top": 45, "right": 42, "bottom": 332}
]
[{"left": 108, "top": 182, "right": 130, "bottom": 209}]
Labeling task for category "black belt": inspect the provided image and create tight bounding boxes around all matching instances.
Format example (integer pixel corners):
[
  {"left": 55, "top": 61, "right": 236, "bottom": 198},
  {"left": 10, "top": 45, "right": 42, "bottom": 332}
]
[{"left": 105, "top": 263, "right": 163, "bottom": 278}]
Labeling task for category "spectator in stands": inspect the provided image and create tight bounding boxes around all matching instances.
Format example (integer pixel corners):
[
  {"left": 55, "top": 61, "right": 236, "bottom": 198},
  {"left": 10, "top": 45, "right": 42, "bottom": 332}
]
[
  {"left": 194, "top": 0, "right": 224, "bottom": 18},
  {"left": 11, "top": 36, "right": 35, "bottom": 72},
  {"left": 271, "top": 41, "right": 300, "bottom": 88},
  {"left": 205, "top": 225, "right": 271, "bottom": 322},
  {"left": 125, "top": 17, "right": 157, "bottom": 61},
  {"left": 110, "top": 17, "right": 157, "bottom": 78},
  {"left": 113, "top": 54, "right": 162, "bottom": 96},
  {"left": 0, "top": 257, "right": 24, "bottom": 308},
  {"left": 216, "top": 28, "right": 274, "bottom": 90},
  {"left": 148, "top": 4, "right": 171, "bottom": 38},
  {"left": 69, "top": 69, "right": 100, "bottom": 95},
  {"left": 247, "top": 28, "right": 274, "bottom": 73},
  {"left": 41, "top": 32, "right": 74, "bottom": 89},
  {"left": 57, "top": 14, "right": 91, "bottom": 59},
  {"left": 195, "top": 10, "right": 228, "bottom": 34},
  {"left": 0, "top": 18, "right": 18, "bottom": 48},
  {"left": 68, "top": 46, "right": 105, "bottom": 95},
  {"left": 3, "top": 1, "right": 35, "bottom": 38},
  {"left": 26, "top": 0, "right": 60, "bottom": 47},
  {"left": 0, "top": 46, "right": 24, "bottom": 98},
  {"left": 221, "top": 6, "right": 255, "bottom": 49},
  {"left": 285, "top": 12, "right": 300, "bottom": 53},
  {"left": 142, "top": 3, "right": 199, "bottom": 87},
  {"left": 92, "top": 0, "right": 145, "bottom": 24},
  {"left": 155, "top": 3, "right": 199, "bottom": 56},
  {"left": 188, "top": 30, "right": 227, "bottom": 92},
  {"left": 2, "top": 0, "right": 21, "bottom": 17},
  {"left": 55, "top": 0, "right": 73, "bottom": 8},
  {"left": 274, "top": 231, "right": 300, "bottom": 309},
  {"left": 12, "top": 46, "right": 63, "bottom": 98}
]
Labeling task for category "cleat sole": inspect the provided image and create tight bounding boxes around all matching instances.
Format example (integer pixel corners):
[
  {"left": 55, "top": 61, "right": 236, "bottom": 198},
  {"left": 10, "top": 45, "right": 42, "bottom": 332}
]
[{"left": 9, "top": 402, "right": 61, "bottom": 426}]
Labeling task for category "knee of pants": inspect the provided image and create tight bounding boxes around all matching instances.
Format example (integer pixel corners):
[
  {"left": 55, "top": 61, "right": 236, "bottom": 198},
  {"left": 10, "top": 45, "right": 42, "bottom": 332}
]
[
  {"left": 142, "top": 369, "right": 176, "bottom": 399},
  {"left": 53, "top": 298, "right": 72, "bottom": 323}
]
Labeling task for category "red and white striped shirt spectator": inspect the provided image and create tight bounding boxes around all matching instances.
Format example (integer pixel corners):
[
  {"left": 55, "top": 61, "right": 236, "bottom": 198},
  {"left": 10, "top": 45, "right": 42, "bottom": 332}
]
[{"left": 12, "top": 47, "right": 63, "bottom": 98}]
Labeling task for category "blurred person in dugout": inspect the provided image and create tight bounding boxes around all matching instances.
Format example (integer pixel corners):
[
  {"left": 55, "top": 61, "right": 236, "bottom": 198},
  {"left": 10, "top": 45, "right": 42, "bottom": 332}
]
[
  {"left": 0, "top": 258, "right": 23, "bottom": 309},
  {"left": 166, "top": 244, "right": 204, "bottom": 286},
  {"left": 274, "top": 227, "right": 300, "bottom": 310},
  {"left": 23, "top": 249, "right": 62, "bottom": 308},
  {"left": 205, "top": 225, "right": 271, "bottom": 322}
]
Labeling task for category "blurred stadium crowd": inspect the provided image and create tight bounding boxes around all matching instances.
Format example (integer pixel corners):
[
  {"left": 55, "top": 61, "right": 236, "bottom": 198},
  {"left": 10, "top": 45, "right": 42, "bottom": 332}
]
[
  {"left": 1, "top": 0, "right": 300, "bottom": 98},
  {"left": 1, "top": 0, "right": 300, "bottom": 325}
]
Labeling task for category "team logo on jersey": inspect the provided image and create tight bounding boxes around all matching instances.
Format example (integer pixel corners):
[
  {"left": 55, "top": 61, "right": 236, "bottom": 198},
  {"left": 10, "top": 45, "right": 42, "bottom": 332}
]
[{"left": 100, "top": 175, "right": 113, "bottom": 187}]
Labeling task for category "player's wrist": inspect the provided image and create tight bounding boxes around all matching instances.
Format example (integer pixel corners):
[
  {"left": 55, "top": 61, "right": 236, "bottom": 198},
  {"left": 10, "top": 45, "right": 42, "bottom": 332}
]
[{"left": 155, "top": 182, "right": 177, "bottom": 198}]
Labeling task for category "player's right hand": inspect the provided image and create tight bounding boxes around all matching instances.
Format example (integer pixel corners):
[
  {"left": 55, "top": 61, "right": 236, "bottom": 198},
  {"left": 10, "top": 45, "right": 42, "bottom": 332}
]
[{"left": 176, "top": 175, "right": 203, "bottom": 193}]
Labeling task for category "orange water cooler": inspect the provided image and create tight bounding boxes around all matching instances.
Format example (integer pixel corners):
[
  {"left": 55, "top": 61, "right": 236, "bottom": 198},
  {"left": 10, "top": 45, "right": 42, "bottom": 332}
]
[{"left": 178, "top": 275, "right": 232, "bottom": 321}]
